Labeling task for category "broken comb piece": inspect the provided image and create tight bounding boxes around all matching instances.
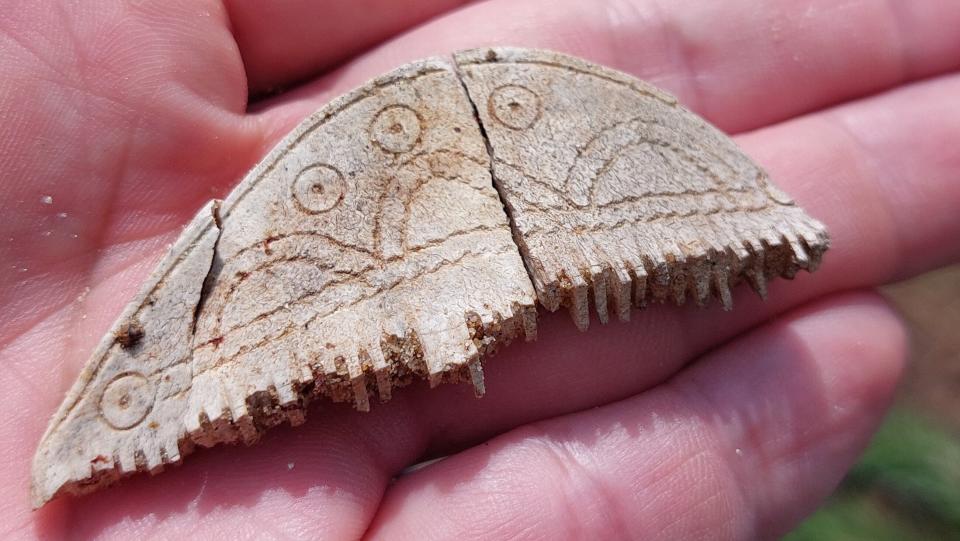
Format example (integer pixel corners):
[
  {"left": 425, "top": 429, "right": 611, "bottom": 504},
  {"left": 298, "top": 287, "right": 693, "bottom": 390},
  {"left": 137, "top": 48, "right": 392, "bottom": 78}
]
[
  {"left": 455, "top": 48, "right": 828, "bottom": 328},
  {"left": 32, "top": 47, "right": 828, "bottom": 507}
]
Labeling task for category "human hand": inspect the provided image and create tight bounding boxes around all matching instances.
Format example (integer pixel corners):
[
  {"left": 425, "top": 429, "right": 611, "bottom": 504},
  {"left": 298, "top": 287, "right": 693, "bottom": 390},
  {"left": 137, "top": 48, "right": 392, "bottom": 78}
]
[{"left": 3, "top": 1, "right": 959, "bottom": 539}]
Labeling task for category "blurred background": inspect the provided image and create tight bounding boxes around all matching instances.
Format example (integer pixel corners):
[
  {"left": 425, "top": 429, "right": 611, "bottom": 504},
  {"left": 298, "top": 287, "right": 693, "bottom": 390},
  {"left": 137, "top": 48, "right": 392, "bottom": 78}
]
[{"left": 789, "top": 264, "right": 960, "bottom": 540}]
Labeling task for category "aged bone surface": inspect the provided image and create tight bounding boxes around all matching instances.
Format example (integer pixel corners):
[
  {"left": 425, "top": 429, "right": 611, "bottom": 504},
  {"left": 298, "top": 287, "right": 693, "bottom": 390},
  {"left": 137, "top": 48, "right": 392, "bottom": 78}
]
[
  {"left": 32, "top": 48, "right": 828, "bottom": 507},
  {"left": 457, "top": 48, "right": 828, "bottom": 329}
]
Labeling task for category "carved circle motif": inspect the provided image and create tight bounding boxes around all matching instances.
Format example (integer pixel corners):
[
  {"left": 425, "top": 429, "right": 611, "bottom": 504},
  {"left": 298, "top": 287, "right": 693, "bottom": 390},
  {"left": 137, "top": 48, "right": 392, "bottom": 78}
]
[
  {"left": 489, "top": 85, "right": 541, "bottom": 130},
  {"left": 292, "top": 164, "right": 346, "bottom": 213},
  {"left": 370, "top": 105, "right": 422, "bottom": 153},
  {"left": 99, "top": 372, "right": 156, "bottom": 430}
]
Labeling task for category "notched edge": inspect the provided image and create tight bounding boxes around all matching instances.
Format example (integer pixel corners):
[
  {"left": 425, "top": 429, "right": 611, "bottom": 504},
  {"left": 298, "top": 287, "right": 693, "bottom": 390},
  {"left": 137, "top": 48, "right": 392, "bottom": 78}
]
[
  {"left": 31, "top": 199, "right": 222, "bottom": 509},
  {"left": 33, "top": 46, "right": 831, "bottom": 508},
  {"left": 453, "top": 46, "right": 679, "bottom": 106},
  {"left": 452, "top": 46, "right": 831, "bottom": 326}
]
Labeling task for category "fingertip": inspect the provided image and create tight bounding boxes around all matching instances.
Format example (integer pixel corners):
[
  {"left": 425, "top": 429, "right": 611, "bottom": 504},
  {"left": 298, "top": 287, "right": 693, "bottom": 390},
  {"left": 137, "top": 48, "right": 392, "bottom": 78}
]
[
  {"left": 366, "top": 291, "right": 912, "bottom": 540},
  {"left": 785, "top": 291, "right": 908, "bottom": 415},
  {"left": 685, "top": 290, "right": 910, "bottom": 537}
]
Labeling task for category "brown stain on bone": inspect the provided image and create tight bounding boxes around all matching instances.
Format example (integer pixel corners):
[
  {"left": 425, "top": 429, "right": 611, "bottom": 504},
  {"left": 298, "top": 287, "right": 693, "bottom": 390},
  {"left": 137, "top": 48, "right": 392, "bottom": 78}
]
[{"left": 113, "top": 322, "right": 144, "bottom": 350}]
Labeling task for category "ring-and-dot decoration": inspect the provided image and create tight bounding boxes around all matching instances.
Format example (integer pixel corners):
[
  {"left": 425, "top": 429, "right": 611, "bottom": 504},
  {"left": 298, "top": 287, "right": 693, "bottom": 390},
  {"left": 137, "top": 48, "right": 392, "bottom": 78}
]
[
  {"left": 489, "top": 85, "right": 541, "bottom": 130},
  {"left": 99, "top": 372, "right": 156, "bottom": 430},
  {"left": 292, "top": 164, "right": 346, "bottom": 213},
  {"left": 370, "top": 105, "right": 422, "bottom": 153}
]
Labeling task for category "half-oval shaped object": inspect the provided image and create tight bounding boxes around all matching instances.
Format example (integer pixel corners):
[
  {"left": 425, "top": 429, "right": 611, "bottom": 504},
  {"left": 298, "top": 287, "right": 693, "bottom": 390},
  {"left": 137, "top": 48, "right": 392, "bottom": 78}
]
[{"left": 31, "top": 48, "right": 828, "bottom": 507}]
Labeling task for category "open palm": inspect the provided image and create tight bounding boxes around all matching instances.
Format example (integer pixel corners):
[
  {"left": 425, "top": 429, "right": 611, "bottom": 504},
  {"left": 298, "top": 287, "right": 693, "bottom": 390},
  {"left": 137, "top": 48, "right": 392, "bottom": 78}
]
[{"left": 3, "top": 1, "right": 959, "bottom": 539}]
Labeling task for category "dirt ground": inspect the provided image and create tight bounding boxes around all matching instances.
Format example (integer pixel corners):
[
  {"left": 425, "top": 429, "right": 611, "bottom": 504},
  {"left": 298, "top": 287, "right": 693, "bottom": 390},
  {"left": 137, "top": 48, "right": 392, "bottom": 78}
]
[{"left": 884, "top": 265, "right": 960, "bottom": 433}]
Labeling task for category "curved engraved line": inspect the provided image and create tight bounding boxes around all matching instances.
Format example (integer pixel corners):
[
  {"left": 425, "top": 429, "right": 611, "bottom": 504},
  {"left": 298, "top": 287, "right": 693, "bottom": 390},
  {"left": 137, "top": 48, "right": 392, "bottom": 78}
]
[
  {"left": 398, "top": 172, "right": 443, "bottom": 256},
  {"left": 647, "top": 141, "right": 743, "bottom": 205},
  {"left": 573, "top": 115, "right": 670, "bottom": 169},
  {"left": 205, "top": 234, "right": 375, "bottom": 337},
  {"left": 406, "top": 223, "right": 505, "bottom": 253},
  {"left": 563, "top": 116, "right": 748, "bottom": 208},
  {"left": 193, "top": 244, "right": 516, "bottom": 377},
  {"left": 569, "top": 114, "right": 786, "bottom": 210},
  {"left": 207, "top": 255, "right": 345, "bottom": 338},
  {"left": 198, "top": 323, "right": 300, "bottom": 376},
  {"left": 231, "top": 230, "right": 374, "bottom": 261},
  {"left": 492, "top": 158, "right": 571, "bottom": 210},
  {"left": 163, "top": 69, "right": 444, "bottom": 279},
  {"left": 584, "top": 138, "right": 747, "bottom": 210},
  {"left": 697, "top": 142, "right": 779, "bottom": 202},
  {"left": 50, "top": 68, "right": 455, "bottom": 433},
  {"left": 374, "top": 149, "right": 491, "bottom": 258},
  {"left": 593, "top": 201, "right": 772, "bottom": 232},
  {"left": 211, "top": 148, "right": 500, "bottom": 339},
  {"left": 98, "top": 372, "right": 158, "bottom": 431},
  {"left": 493, "top": 124, "right": 750, "bottom": 214},
  {"left": 462, "top": 57, "right": 731, "bottom": 210},
  {"left": 228, "top": 226, "right": 498, "bottom": 338},
  {"left": 379, "top": 149, "right": 488, "bottom": 250},
  {"left": 210, "top": 266, "right": 368, "bottom": 341},
  {"left": 400, "top": 181, "right": 502, "bottom": 254},
  {"left": 372, "top": 177, "right": 398, "bottom": 260},
  {"left": 565, "top": 115, "right": 669, "bottom": 206},
  {"left": 524, "top": 201, "right": 773, "bottom": 238},
  {"left": 398, "top": 164, "right": 500, "bottom": 252},
  {"left": 307, "top": 238, "right": 514, "bottom": 328},
  {"left": 194, "top": 226, "right": 507, "bottom": 353}
]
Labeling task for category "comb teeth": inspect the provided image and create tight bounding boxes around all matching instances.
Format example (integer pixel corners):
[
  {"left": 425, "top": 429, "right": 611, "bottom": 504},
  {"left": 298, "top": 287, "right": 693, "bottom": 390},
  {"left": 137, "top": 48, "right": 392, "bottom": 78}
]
[
  {"left": 610, "top": 263, "right": 632, "bottom": 322},
  {"left": 518, "top": 205, "right": 828, "bottom": 324},
  {"left": 178, "top": 298, "right": 536, "bottom": 449},
  {"left": 180, "top": 209, "right": 828, "bottom": 450}
]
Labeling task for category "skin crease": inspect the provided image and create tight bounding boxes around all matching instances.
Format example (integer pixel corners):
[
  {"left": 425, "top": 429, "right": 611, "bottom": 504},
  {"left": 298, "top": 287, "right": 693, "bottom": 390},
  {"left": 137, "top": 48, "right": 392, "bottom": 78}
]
[{"left": 0, "top": 0, "right": 958, "bottom": 539}]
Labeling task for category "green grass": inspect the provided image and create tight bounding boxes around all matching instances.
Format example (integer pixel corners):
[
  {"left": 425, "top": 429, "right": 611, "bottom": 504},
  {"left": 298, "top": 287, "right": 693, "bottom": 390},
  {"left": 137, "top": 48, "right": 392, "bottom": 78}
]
[{"left": 788, "top": 407, "right": 960, "bottom": 540}]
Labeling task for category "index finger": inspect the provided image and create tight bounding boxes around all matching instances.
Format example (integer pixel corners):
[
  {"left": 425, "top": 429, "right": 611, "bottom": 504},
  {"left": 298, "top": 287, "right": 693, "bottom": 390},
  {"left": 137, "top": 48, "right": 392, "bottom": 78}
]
[
  {"left": 255, "top": 0, "right": 960, "bottom": 135},
  {"left": 225, "top": 0, "right": 474, "bottom": 94}
]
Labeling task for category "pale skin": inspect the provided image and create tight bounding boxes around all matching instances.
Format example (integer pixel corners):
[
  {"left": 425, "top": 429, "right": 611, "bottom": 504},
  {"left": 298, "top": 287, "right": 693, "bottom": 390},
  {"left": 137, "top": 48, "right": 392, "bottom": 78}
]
[{"left": 2, "top": 1, "right": 959, "bottom": 539}]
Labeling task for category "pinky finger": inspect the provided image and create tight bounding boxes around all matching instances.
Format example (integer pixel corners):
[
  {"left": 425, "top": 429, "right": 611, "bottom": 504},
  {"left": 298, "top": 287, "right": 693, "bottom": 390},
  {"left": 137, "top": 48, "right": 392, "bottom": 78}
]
[{"left": 365, "top": 291, "right": 907, "bottom": 540}]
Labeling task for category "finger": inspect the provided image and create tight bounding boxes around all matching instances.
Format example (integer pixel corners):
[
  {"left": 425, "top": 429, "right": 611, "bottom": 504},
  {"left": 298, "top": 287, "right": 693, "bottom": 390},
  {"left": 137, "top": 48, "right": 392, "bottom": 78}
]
[
  {"left": 35, "top": 395, "right": 427, "bottom": 539},
  {"left": 224, "top": 0, "right": 474, "bottom": 94},
  {"left": 366, "top": 292, "right": 907, "bottom": 540},
  {"left": 257, "top": 0, "right": 960, "bottom": 134},
  {"left": 0, "top": 0, "right": 260, "bottom": 342},
  {"left": 741, "top": 73, "right": 960, "bottom": 282}
]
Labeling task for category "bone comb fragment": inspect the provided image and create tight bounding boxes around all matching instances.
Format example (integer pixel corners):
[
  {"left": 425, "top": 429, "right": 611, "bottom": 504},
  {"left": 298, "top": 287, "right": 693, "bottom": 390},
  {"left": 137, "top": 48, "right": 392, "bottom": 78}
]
[
  {"left": 455, "top": 48, "right": 828, "bottom": 329},
  {"left": 31, "top": 47, "right": 828, "bottom": 507}
]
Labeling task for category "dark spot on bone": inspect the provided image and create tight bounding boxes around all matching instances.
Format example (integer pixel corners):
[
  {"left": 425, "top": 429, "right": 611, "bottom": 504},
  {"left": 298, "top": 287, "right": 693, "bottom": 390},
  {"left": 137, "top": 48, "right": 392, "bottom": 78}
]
[{"left": 114, "top": 322, "right": 144, "bottom": 349}]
